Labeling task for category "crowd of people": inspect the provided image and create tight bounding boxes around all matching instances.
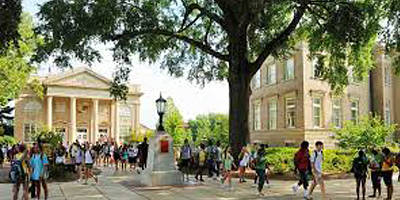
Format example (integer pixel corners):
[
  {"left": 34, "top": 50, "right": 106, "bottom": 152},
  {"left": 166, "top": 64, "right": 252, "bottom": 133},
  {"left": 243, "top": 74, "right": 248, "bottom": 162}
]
[
  {"left": 178, "top": 139, "right": 400, "bottom": 200},
  {"left": 1, "top": 137, "right": 149, "bottom": 200},
  {"left": 2, "top": 137, "right": 400, "bottom": 200}
]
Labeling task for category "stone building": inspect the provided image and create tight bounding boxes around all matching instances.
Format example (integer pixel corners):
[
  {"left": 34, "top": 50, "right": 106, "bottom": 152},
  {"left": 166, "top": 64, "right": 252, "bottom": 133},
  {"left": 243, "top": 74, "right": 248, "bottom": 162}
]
[
  {"left": 249, "top": 44, "right": 399, "bottom": 148},
  {"left": 14, "top": 67, "right": 143, "bottom": 144}
]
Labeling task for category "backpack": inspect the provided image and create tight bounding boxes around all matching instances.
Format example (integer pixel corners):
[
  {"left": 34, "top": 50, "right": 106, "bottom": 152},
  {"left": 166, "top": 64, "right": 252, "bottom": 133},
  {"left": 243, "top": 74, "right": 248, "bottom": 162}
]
[
  {"left": 313, "top": 150, "right": 323, "bottom": 163},
  {"left": 352, "top": 157, "right": 368, "bottom": 175},
  {"left": 9, "top": 160, "right": 24, "bottom": 183},
  {"left": 294, "top": 149, "right": 310, "bottom": 172}
]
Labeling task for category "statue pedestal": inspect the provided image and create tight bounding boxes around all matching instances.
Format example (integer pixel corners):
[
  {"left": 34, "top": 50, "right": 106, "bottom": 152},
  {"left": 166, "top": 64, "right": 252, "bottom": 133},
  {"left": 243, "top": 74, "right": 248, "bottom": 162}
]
[{"left": 132, "top": 131, "right": 183, "bottom": 187}]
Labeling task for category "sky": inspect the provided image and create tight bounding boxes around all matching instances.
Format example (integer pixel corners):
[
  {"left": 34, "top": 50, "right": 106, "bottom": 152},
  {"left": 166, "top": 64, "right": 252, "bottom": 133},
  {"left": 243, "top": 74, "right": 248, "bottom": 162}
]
[{"left": 22, "top": 0, "right": 229, "bottom": 129}]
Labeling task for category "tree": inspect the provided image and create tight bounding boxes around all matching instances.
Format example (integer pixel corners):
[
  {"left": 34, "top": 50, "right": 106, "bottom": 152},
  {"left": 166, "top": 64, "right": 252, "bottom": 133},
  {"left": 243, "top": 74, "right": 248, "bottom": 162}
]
[
  {"left": 35, "top": 0, "right": 400, "bottom": 155},
  {"left": 0, "top": 13, "right": 43, "bottom": 106},
  {"left": 334, "top": 115, "right": 397, "bottom": 150},
  {"left": 164, "top": 97, "right": 189, "bottom": 145},
  {"left": 188, "top": 113, "right": 229, "bottom": 146},
  {"left": 0, "top": 0, "right": 22, "bottom": 52}
]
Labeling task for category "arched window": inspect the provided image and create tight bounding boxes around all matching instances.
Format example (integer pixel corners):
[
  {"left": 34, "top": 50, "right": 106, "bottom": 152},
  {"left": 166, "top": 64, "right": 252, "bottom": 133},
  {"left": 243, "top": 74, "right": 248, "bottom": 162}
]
[{"left": 24, "top": 101, "right": 42, "bottom": 112}]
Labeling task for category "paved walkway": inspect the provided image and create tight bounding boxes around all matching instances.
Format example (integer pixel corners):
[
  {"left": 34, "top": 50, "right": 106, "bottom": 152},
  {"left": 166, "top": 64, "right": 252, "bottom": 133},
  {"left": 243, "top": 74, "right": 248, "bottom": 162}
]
[{"left": 1, "top": 166, "right": 400, "bottom": 200}]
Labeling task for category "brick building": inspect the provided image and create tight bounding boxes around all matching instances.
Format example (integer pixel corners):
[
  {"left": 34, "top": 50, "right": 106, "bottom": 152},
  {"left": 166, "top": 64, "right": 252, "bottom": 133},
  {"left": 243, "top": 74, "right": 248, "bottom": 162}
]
[
  {"left": 249, "top": 43, "right": 399, "bottom": 148},
  {"left": 14, "top": 67, "right": 143, "bottom": 144}
]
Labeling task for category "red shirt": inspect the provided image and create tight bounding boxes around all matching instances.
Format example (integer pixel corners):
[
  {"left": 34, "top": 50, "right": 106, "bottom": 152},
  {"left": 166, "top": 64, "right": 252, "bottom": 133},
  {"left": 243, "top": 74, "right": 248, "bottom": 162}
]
[{"left": 295, "top": 149, "right": 310, "bottom": 172}]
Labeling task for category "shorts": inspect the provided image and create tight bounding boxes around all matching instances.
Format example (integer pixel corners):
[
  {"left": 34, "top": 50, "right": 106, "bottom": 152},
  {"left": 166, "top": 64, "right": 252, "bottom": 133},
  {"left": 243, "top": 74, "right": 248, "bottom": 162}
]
[
  {"left": 313, "top": 172, "right": 324, "bottom": 185},
  {"left": 85, "top": 163, "right": 93, "bottom": 169},
  {"left": 128, "top": 157, "right": 136, "bottom": 164},
  {"left": 181, "top": 159, "right": 190, "bottom": 167},
  {"left": 76, "top": 162, "right": 82, "bottom": 166},
  {"left": 382, "top": 170, "right": 393, "bottom": 186}
]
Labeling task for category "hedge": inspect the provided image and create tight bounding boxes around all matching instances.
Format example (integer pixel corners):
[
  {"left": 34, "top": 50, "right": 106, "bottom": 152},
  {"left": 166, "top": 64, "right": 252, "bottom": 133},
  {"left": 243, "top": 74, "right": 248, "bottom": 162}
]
[{"left": 265, "top": 147, "right": 356, "bottom": 174}]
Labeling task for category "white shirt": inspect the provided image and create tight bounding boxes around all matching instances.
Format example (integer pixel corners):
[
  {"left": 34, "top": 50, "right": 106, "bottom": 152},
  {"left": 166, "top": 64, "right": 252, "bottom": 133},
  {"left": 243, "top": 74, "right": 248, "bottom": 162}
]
[
  {"left": 239, "top": 152, "right": 251, "bottom": 167},
  {"left": 85, "top": 150, "right": 93, "bottom": 164},
  {"left": 311, "top": 150, "right": 323, "bottom": 174}
]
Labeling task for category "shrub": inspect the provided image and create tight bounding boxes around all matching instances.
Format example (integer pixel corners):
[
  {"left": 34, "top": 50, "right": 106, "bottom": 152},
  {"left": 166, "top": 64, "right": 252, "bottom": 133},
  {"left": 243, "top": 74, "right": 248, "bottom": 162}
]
[
  {"left": 265, "top": 147, "right": 355, "bottom": 174},
  {"left": 0, "top": 135, "right": 17, "bottom": 145}
]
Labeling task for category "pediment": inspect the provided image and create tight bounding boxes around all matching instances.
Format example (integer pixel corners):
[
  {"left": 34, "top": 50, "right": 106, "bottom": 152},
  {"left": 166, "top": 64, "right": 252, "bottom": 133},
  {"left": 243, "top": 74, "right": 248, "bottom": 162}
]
[{"left": 46, "top": 69, "right": 111, "bottom": 89}]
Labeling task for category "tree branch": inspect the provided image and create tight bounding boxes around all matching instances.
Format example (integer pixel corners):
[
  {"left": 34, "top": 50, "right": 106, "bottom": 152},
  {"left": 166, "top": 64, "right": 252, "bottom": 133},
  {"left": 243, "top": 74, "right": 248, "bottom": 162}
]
[
  {"left": 249, "top": 5, "right": 306, "bottom": 74},
  {"left": 181, "top": 3, "right": 227, "bottom": 30},
  {"left": 112, "top": 29, "right": 229, "bottom": 61}
]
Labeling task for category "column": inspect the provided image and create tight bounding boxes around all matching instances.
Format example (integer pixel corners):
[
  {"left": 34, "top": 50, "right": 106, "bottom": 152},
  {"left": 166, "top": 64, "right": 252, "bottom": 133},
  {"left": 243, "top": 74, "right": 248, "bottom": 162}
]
[
  {"left": 130, "top": 105, "right": 136, "bottom": 135},
  {"left": 115, "top": 101, "right": 120, "bottom": 144},
  {"left": 70, "top": 97, "right": 76, "bottom": 142},
  {"left": 47, "top": 96, "right": 53, "bottom": 130},
  {"left": 134, "top": 104, "right": 140, "bottom": 136},
  {"left": 92, "top": 99, "right": 99, "bottom": 143},
  {"left": 110, "top": 101, "right": 115, "bottom": 140}
]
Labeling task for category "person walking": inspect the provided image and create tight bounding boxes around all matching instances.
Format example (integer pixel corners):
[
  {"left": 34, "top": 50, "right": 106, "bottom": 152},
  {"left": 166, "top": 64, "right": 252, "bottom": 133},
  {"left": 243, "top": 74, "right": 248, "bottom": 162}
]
[
  {"left": 39, "top": 144, "right": 49, "bottom": 200},
  {"left": 83, "top": 143, "right": 98, "bottom": 184},
  {"left": 180, "top": 139, "right": 192, "bottom": 181},
  {"left": 30, "top": 144, "right": 49, "bottom": 200},
  {"left": 121, "top": 145, "right": 128, "bottom": 171},
  {"left": 113, "top": 143, "right": 120, "bottom": 171},
  {"left": 292, "top": 141, "right": 311, "bottom": 199},
  {"left": 250, "top": 143, "right": 259, "bottom": 188},
  {"left": 255, "top": 144, "right": 267, "bottom": 197},
  {"left": 12, "top": 144, "right": 30, "bottom": 200},
  {"left": 0, "top": 144, "right": 4, "bottom": 168},
  {"left": 368, "top": 149, "right": 382, "bottom": 198},
  {"left": 381, "top": 147, "right": 395, "bottom": 200},
  {"left": 351, "top": 150, "right": 369, "bottom": 200},
  {"left": 308, "top": 141, "right": 327, "bottom": 200},
  {"left": 128, "top": 143, "right": 139, "bottom": 172},
  {"left": 195, "top": 143, "right": 206, "bottom": 182},
  {"left": 238, "top": 146, "right": 250, "bottom": 183},
  {"left": 215, "top": 141, "right": 223, "bottom": 179},
  {"left": 138, "top": 137, "right": 149, "bottom": 170},
  {"left": 205, "top": 139, "right": 217, "bottom": 179},
  {"left": 221, "top": 147, "right": 236, "bottom": 190},
  {"left": 75, "top": 144, "right": 83, "bottom": 182}
]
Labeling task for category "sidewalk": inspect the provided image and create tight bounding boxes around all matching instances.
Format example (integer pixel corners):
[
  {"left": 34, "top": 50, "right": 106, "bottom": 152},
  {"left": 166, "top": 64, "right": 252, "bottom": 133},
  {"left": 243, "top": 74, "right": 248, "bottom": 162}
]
[{"left": 0, "top": 166, "right": 399, "bottom": 200}]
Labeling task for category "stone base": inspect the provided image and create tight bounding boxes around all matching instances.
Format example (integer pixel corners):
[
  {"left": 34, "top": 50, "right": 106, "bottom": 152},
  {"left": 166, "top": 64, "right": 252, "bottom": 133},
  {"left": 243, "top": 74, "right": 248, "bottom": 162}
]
[{"left": 150, "top": 170, "right": 183, "bottom": 186}]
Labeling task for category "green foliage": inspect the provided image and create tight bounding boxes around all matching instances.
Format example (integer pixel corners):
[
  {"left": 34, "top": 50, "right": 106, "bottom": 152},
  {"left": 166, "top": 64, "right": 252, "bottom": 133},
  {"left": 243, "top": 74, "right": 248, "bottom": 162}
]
[
  {"left": 334, "top": 115, "right": 397, "bottom": 150},
  {"left": 188, "top": 113, "right": 229, "bottom": 146},
  {"left": 265, "top": 147, "right": 355, "bottom": 174},
  {"left": 0, "top": 0, "right": 22, "bottom": 52},
  {"left": 32, "top": 126, "right": 63, "bottom": 149},
  {"left": 164, "top": 97, "right": 189, "bottom": 145},
  {"left": 0, "top": 13, "right": 43, "bottom": 106},
  {"left": 0, "top": 135, "right": 17, "bottom": 145}
]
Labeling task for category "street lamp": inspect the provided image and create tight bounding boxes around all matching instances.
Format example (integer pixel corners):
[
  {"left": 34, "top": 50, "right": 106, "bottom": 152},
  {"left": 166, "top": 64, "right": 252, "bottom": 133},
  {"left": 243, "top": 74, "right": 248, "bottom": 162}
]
[{"left": 156, "top": 93, "right": 167, "bottom": 131}]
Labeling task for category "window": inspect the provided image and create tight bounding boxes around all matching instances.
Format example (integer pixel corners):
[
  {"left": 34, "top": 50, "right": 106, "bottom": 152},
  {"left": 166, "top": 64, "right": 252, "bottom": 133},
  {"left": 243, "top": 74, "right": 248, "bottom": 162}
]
[
  {"left": 266, "top": 64, "right": 277, "bottom": 85},
  {"left": 55, "top": 128, "right": 66, "bottom": 142},
  {"left": 385, "top": 67, "right": 391, "bottom": 86},
  {"left": 284, "top": 58, "right": 295, "bottom": 80},
  {"left": 77, "top": 128, "right": 88, "bottom": 141},
  {"left": 350, "top": 100, "right": 359, "bottom": 123},
  {"left": 253, "top": 102, "right": 261, "bottom": 131},
  {"left": 55, "top": 101, "right": 66, "bottom": 112},
  {"left": 268, "top": 99, "right": 277, "bottom": 130},
  {"left": 23, "top": 123, "right": 37, "bottom": 142},
  {"left": 285, "top": 98, "right": 296, "bottom": 128},
  {"left": 312, "top": 58, "right": 322, "bottom": 79},
  {"left": 332, "top": 99, "right": 342, "bottom": 128},
  {"left": 252, "top": 70, "right": 261, "bottom": 89},
  {"left": 385, "top": 101, "right": 391, "bottom": 124},
  {"left": 312, "top": 98, "right": 322, "bottom": 128},
  {"left": 24, "top": 101, "right": 42, "bottom": 112},
  {"left": 98, "top": 128, "right": 108, "bottom": 139}
]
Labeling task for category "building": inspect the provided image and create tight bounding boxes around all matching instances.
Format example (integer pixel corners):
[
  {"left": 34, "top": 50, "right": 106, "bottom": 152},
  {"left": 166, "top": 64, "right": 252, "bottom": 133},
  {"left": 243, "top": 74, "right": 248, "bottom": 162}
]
[
  {"left": 249, "top": 44, "right": 399, "bottom": 148},
  {"left": 14, "top": 67, "right": 143, "bottom": 144}
]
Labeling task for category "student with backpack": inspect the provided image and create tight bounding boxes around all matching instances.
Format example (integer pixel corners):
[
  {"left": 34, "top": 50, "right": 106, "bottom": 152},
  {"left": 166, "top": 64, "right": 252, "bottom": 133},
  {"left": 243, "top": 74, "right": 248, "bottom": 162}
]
[
  {"left": 195, "top": 143, "right": 206, "bottom": 182},
  {"left": 11, "top": 144, "right": 30, "bottom": 200},
  {"left": 238, "top": 146, "right": 250, "bottom": 183},
  {"left": 180, "top": 139, "right": 192, "bottom": 182},
  {"left": 30, "top": 144, "right": 49, "bottom": 200},
  {"left": 292, "top": 141, "right": 311, "bottom": 199},
  {"left": 308, "top": 141, "right": 326, "bottom": 200},
  {"left": 205, "top": 139, "right": 218, "bottom": 179},
  {"left": 351, "top": 150, "right": 369, "bottom": 200},
  {"left": 255, "top": 144, "right": 267, "bottom": 197},
  {"left": 368, "top": 149, "right": 382, "bottom": 198},
  {"left": 83, "top": 143, "right": 98, "bottom": 184},
  {"left": 221, "top": 147, "right": 236, "bottom": 190},
  {"left": 381, "top": 147, "right": 395, "bottom": 200}
]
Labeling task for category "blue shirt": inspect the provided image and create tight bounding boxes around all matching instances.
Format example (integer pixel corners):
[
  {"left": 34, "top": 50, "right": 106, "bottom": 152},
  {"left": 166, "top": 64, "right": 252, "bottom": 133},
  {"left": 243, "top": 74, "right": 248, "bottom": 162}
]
[{"left": 30, "top": 154, "right": 49, "bottom": 181}]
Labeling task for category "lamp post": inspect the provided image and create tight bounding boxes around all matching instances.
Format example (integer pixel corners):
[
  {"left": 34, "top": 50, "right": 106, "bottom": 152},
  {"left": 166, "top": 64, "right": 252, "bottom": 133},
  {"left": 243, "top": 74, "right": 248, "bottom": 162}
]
[{"left": 156, "top": 93, "right": 167, "bottom": 132}]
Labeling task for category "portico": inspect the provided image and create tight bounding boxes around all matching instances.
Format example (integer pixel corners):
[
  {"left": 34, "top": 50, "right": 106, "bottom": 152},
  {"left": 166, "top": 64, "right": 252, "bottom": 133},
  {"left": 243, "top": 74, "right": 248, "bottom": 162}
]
[{"left": 14, "top": 67, "right": 143, "bottom": 144}]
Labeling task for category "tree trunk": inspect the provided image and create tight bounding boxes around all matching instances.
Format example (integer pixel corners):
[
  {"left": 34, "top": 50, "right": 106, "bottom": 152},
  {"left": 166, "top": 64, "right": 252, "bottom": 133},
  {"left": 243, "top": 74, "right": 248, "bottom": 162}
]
[{"left": 228, "top": 75, "right": 251, "bottom": 158}]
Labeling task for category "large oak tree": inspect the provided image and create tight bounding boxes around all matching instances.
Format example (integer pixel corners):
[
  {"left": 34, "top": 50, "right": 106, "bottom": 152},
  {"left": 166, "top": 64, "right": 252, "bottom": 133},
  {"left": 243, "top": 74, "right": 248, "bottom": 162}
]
[{"left": 34, "top": 0, "right": 399, "bottom": 155}]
